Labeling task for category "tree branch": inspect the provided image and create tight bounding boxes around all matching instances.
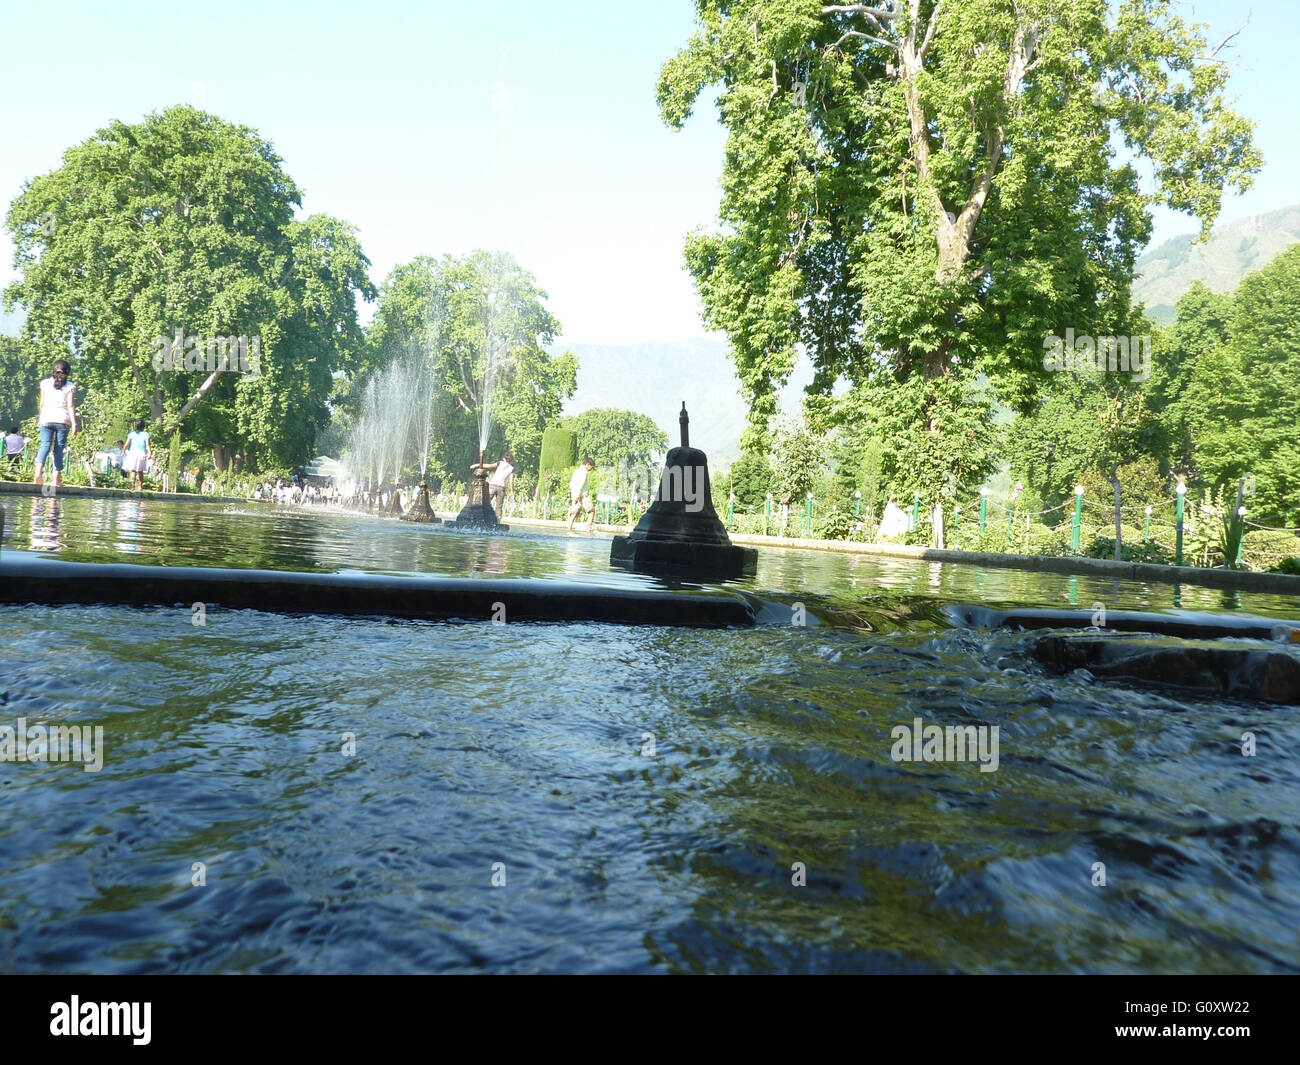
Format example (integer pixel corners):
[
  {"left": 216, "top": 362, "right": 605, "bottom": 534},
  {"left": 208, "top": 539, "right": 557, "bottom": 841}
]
[
  {"left": 169, "top": 367, "right": 224, "bottom": 431},
  {"left": 821, "top": 4, "right": 901, "bottom": 18},
  {"left": 918, "top": 0, "right": 943, "bottom": 59},
  {"left": 825, "top": 28, "right": 897, "bottom": 52},
  {"left": 1196, "top": 18, "right": 1248, "bottom": 62}
]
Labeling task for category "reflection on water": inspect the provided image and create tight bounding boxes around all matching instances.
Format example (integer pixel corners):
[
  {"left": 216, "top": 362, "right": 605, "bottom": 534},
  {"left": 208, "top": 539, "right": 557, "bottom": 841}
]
[
  {"left": 27, "top": 497, "right": 66, "bottom": 552},
  {"left": 1, "top": 495, "right": 1299, "bottom": 973}
]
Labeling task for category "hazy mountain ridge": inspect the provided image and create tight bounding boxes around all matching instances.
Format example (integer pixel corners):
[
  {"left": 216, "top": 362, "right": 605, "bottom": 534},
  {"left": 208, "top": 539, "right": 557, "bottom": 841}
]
[{"left": 1134, "top": 204, "right": 1300, "bottom": 322}]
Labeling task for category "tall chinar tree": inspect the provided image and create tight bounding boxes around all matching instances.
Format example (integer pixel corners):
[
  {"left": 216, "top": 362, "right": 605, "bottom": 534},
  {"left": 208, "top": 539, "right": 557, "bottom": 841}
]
[
  {"left": 4, "top": 106, "right": 375, "bottom": 473},
  {"left": 658, "top": 0, "right": 1260, "bottom": 496}
]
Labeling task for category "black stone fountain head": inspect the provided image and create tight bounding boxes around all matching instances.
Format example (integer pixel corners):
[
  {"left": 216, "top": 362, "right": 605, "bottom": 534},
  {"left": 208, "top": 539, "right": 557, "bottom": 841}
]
[
  {"left": 450, "top": 462, "right": 509, "bottom": 531},
  {"left": 610, "top": 402, "right": 757, "bottom": 578},
  {"left": 401, "top": 482, "right": 442, "bottom": 524}
]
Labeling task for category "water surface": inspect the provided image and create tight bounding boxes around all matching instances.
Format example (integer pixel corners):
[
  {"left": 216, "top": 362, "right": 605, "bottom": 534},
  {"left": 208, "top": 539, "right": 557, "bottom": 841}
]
[{"left": 1, "top": 496, "right": 1297, "bottom": 972}]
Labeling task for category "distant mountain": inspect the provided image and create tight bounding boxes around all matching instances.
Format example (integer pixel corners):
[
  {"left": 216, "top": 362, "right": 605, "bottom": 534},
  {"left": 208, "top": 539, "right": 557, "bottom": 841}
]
[
  {"left": 558, "top": 338, "right": 813, "bottom": 466},
  {"left": 1133, "top": 204, "right": 1300, "bottom": 323}
]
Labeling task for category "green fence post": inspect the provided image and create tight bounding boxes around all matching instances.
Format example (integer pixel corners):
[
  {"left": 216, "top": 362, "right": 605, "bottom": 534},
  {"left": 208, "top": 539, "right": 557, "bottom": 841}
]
[
  {"left": 911, "top": 491, "right": 920, "bottom": 532},
  {"left": 953, "top": 505, "right": 960, "bottom": 533},
  {"left": 805, "top": 492, "right": 813, "bottom": 537},
  {"left": 1236, "top": 506, "right": 1247, "bottom": 567},
  {"left": 1070, "top": 485, "right": 1084, "bottom": 553},
  {"left": 765, "top": 493, "right": 772, "bottom": 536},
  {"left": 854, "top": 490, "right": 861, "bottom": 518},
  {"left": 979, "top": 488, "right": 988, "bottom": 533},
  {"left": 1175, "top": 482, "right": 1186, "bottom": 566},
  {"left": 727, "top": 492, "right": 734, "bottom": 526},
  {"left": 1144, "top": 505, "right": 1151, "bottom": 543}
]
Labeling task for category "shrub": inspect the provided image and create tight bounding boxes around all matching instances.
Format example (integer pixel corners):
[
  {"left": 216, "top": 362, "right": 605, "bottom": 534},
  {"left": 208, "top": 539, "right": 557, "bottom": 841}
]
[{"left": 1083, "top": 535, "right": 1173, "bottom": 564}]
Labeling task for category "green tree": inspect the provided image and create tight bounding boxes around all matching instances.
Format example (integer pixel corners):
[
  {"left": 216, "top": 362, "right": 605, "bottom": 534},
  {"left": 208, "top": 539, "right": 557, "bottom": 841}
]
[
  {"left": 1147, "top": 282, "right": 1233, "bottom": 477},
  {"left": 364, "top": 251, "right": 578, "bottom": 483},
  {"left": 728, "top": 451, "right": 774, "bottom": 508},
  {"left": 562, "top": 408, "right": 669, "bottom": 471},
  {"left": 0, "top": 334, "right": 41, "bottom": 427},
  {"left": 4, "top": 106, "right": 374, "bottom": 471},
  {"left": 1193, "top": 245, "right": 1300, "bottom": 524},
  {"left": 658, "top": 0, "right": 1260, "bottom": 486},
  {"left": 770, "top": 416, "right": 824, "bottom": 504},
  {"left": 1016, "top": 356, "right": 1161, "bottom": 557}
]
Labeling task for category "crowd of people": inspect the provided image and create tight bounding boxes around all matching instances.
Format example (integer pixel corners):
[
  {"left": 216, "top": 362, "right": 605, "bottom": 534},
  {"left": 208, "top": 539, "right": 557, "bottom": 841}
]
[{"left": 252, "top": 478, "right": 342, "bottom": 506}]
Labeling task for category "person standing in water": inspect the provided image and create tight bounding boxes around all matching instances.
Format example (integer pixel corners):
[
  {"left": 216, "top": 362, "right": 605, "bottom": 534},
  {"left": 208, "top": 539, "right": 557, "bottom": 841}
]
[
  {"left": 33, "top": 359, "right": 78, "bottom": 487},
  {"left": 486, "top": 451, "right": 515, "bottom": 517},
  {"left": 566, "top": 457, "right": 597, "bottom": 534},
  {"left": 122, "top": 419, "right": 152, "bottom": 491}
]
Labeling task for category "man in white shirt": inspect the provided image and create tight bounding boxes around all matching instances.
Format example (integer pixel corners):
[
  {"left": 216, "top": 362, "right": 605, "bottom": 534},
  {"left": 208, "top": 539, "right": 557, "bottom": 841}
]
[
  {"left": 566, "top": 458, "right": 597, "bottom": 534},
  {"left": 486, "top": 451, "right": 515, "bottom": 517}
]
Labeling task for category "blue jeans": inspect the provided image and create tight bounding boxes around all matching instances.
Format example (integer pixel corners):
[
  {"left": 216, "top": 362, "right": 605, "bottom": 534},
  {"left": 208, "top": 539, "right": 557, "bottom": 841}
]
[{"left": 36, "top": 424, "right": 70, "bottom": 471}]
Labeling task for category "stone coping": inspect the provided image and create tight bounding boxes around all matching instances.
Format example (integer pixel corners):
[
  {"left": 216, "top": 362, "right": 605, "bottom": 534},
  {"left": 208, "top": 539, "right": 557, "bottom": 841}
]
[
  {"left": 0, "top": 556, "right": 757, "bottom": 628},
  {"left": 0, "top": 480, "right": 243, "bottom": 504}
]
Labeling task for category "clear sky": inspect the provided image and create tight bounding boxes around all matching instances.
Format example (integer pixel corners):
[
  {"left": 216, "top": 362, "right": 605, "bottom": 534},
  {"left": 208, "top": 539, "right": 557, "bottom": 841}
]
[{"left": 1, "top": 0, "right": 1296, "bottom": 345}]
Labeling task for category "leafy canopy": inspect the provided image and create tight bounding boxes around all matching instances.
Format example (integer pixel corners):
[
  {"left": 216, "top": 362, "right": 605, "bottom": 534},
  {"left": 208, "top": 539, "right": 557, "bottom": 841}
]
[
  {"left": 4, "top": 105, "right": 374, "bottom": 470},
  {"left": 659, "top": 0, "right": 1260, "bottom": 485}
]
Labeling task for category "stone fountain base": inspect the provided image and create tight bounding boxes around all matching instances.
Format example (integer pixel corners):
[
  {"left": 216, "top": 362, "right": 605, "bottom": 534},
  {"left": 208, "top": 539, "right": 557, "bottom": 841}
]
[
  {"left": 449, "top": 468, "right": 509, "bottom": 531},
  {"left": 610, "top": 534, "right": 755, "bottom": 578},
  {"left": 401, "top": 484, "right": 442, "bottom": 524}
]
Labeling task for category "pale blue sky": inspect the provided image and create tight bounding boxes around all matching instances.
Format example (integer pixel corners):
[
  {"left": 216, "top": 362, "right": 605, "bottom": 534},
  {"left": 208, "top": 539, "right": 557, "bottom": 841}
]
[{"left": 1, "top": 0, "right": 1295, "bottom": 345}]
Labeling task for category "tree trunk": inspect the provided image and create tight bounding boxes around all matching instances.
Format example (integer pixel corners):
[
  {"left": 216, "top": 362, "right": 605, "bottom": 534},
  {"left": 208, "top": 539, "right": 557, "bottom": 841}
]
[{"left": 1111, "top": 471, "right": 1123, "bottom": 562}]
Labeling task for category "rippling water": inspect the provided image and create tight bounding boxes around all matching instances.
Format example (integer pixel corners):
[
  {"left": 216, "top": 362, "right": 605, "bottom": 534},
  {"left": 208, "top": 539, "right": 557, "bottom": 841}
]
[{"left": 1, "top": 495, "right": 1298, "bottom": 972}]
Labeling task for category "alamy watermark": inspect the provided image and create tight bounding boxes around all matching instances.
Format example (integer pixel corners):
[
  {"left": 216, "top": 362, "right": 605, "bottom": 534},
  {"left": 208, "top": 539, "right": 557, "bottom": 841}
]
[
  {"left": 890, "top": 716, "right": 999, "bottom": 773},
  {"left": 151, "top": 329, "right": 261, "bottom": 377},
  {"left": 0, "top": 717, "right": 104, "bottom": 772},
  {"left": 1043, "top": 328, "right": 1150, "bottom": 382}
]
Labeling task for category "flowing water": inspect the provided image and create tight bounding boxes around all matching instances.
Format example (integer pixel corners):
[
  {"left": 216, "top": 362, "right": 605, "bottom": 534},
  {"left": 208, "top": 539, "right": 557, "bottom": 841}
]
[{"left": 1, "top": 495, "right": 1298, "bottom": 973}]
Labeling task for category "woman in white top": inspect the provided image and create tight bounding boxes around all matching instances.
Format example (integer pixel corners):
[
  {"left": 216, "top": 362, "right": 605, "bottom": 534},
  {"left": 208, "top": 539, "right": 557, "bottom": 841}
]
[{"left": 33, "top": 359, "right": 78, "bottom": 487}]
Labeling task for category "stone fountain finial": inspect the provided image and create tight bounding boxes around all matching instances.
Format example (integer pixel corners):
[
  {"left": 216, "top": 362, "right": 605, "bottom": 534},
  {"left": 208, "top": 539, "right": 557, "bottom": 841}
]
[{"left": 609, "top": 397, "right": 756, "bottom": 578}]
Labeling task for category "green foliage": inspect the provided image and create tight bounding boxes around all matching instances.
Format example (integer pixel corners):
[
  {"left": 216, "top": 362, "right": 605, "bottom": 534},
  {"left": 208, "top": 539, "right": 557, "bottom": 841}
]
[
  {"left": 539, "top": 427, "right": 577, "bottom": 472},
  {"left": 1084, "top": 535, "right": 1173, "bottom": 564},
  {"left": 0, "top": 335, "right": 41, "bottom": 426},
  {"left": 4, "top": 106, "right": 375, "bottom": 471},
  {"left": 561, "top": 408, "right": 668, "bottom": 471},
  {"left": 728, "top": 451, "right": 773, "bottom": 508},
  {"left": 816, "top": 506, "right": 855, "bottom": 541},
  {"left": 1242, "top": 529, "right": 1300, "bottom": 573},
  {"left": 1146, "top": 282, "right": 1232, "bottom": 473},
  {"left": 770, "top": 417, "right": 824, "bottom": 504},
  {"left": 659, "top": 0, "right": 1258, "bottom": 485},
  {"left": 1190, "top": 246, "right": 1300, "bottom": 525},
  {"left": 168, "top": 429, "right": 182, "bottom": 491}
]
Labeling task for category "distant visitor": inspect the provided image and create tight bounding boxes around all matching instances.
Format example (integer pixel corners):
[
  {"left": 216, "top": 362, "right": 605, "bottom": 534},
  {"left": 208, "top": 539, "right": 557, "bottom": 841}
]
[
  {"left": 123, "top": 420, "right": 153, "bottom": 491},
  {"left": 567, "top": 457, "right": 596, "bottom": 534},
  {"left": 33, "top": 359, "right": 78, "bottom": 488},
  {"left": 3, "top": 427, "right": 26, "bottom": 471}
]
